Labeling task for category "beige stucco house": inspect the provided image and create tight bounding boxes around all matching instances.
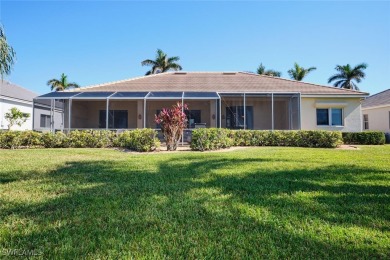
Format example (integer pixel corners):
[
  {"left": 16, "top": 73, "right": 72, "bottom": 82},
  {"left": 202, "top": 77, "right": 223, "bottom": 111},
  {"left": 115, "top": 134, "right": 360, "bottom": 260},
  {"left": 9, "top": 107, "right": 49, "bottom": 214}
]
[
  {"left": 34, "top": 72, "right": 368, "bottom": 133},
  {"left": 362, "top": 89, "right": 390, "bottom": 132}
]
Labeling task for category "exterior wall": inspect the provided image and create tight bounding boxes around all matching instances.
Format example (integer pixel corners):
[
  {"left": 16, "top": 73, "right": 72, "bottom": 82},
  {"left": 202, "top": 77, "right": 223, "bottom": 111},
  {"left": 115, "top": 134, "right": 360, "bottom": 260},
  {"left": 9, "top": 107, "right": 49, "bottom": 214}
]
[
  {"left": 64, "top": 100, "right": 138, "bottom": 129},
  {"left": 221, "top": 96, "right": 299, "bottom": 130},
  {"left": 33, "top": 105, "right": 63, "bottom": 131},
  {"left": 301, "top": 97, "right": 362, "bottom": 132},
  {"left": 146, "top": 100, "right": 216, "bottom": 128},
  {"left": 362, "top": 106, "right": 390, "bottom": 132},
  {"left": 0, "top": 98, "right": 33, "bottom": 130}
]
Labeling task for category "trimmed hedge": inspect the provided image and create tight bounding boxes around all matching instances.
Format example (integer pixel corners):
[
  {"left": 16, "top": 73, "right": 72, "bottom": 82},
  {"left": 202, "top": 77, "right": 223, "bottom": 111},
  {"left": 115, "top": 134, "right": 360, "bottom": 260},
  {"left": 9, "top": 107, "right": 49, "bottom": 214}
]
[
  {"left": 191, "top": 129, "right": 343, "bottom": 151},
  {"left": 342, "top": 131, "right": 385, "bottom": 145},
  {"left": 0, "top": 129, "right": 160, "bottom": 152},
  {"left": 190, "top": 128, "right": 233, "bottom": 151},
  {"left": 114, "top": 129, "right": 160, "bottom": 152}
]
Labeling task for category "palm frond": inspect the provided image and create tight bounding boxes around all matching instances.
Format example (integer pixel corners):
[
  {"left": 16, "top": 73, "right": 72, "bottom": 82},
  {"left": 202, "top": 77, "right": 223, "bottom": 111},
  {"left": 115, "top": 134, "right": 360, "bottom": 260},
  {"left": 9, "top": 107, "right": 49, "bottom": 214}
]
[
  {"left": 67, "top": 82, "right": 80, "bottom": 89},
  {"left": 167, "top": 56, "right": 180, "bottom": 63},
  {"left": 328, "top": 74, "right": 345, "bottom": 84},
  {"left": 141, "top": 59, "right": 157, "bottom": 66},
  {"left": 142, "top": 49, "right": 182, "bottom": 75}
]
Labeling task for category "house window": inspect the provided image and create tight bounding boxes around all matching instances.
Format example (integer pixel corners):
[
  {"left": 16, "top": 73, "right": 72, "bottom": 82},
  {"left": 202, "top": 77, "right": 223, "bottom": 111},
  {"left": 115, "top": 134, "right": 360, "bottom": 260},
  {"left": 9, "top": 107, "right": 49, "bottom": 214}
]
[
  {"left": 40, "top": 114, "right": 50, "bottom": 128},
  {"left": 99, "top": 110, "right": 128, "bottom": 129},
  {"left": 185, "top": 110, "right": 201, "bottom": 128},
  {"left": 363, "top": 114, "right": 369, "bottom": 130},
  {"left": 316, "top": 109, "right": 329, "bottom": 125},
  {"left": 316, "top": 108, "right": 343, "bottom": 126}
]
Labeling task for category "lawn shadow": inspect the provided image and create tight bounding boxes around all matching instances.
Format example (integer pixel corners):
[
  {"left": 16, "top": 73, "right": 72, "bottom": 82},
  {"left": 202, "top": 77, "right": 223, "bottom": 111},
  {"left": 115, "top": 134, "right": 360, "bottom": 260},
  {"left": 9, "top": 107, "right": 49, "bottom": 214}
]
[{"left": 1, "top": 154, "right": 389, "bottom": 258}]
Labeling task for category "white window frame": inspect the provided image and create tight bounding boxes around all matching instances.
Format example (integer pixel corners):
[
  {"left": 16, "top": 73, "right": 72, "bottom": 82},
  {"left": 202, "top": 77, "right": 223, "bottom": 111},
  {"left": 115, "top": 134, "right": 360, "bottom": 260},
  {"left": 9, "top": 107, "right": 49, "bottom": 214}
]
[
  {"left": 316, "top": 108, "right": 344, "bottom": 127},
  {"left": 363, "top": 114, "right": 369, "bottom": 130}
]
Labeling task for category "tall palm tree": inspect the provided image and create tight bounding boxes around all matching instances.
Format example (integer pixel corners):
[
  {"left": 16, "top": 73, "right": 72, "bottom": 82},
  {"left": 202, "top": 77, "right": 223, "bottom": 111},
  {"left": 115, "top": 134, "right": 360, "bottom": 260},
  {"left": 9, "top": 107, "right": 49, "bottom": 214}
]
[
  {"left": 256, "top": 63, "right": 282, "bottom": 77},
  {"left": 328, "top": 63, "right": 367, "bottom": 90},
  {"left": 0, "top": 25, "right": 16, "bottom": 79},
  {"left": 47, "top": 73, "right": 80, "bottom": 91},
  {"left": 288, "top": 62, "right": 316, "bottom": 81},
  {"left": 141, "top": 49, "right": 182, "bottom": 75}
]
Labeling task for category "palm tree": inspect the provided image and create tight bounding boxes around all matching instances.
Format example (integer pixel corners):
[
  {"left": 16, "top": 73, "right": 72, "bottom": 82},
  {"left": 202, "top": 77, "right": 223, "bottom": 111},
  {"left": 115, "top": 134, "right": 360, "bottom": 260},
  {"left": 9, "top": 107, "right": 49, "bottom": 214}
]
[
  {"left": 256, "top": 63, "right": 282, "bottom": 77},
  {"left": 327, "top": 63, "right": 367, "bottom": 90},
  {"left": 288, "top": 62, "right": 316, "bottom": 81},
  {"left": 47, "top": 73, "right": 80, "bottom": 91},
  {"left": 0, "top": 25, "right": 16, "bottom": 79},
  {"left": 141, "top": 49, "right": 182, "bottom": 75}
]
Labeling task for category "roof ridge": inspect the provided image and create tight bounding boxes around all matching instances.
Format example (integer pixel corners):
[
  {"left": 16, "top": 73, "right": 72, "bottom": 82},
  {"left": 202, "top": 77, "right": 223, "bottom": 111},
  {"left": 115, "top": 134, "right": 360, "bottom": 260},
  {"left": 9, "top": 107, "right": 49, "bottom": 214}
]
[
  {"left": 238, "top": 71, "right": 368, "bottom": 95},
  {"left": 0, "top": 80, "right": 38, "bottom": 95},
  {"left": 366, "top": 88, "right": 390, "bottom": 98},
  {"left": 71, "top": 72, "right": 169, "bottom": 92}
]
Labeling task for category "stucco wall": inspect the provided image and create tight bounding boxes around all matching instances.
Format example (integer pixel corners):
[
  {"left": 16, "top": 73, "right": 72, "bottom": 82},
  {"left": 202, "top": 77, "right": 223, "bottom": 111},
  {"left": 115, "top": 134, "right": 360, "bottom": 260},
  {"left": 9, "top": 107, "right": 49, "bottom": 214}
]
[
  {"left": 146, "top": 100, "right": 216, "bottom": 128},
  {"left": 362, "top": 106, "right": 390, "bottom": 132},
  {"left": 65, "top": 100, "right": 138, "bottom": 129},
  {"left": 0, "top": 98, "right": 33, "bottom": 130},
  {"left": 301, "top": 97, "right": 362, "bottom": 132}
]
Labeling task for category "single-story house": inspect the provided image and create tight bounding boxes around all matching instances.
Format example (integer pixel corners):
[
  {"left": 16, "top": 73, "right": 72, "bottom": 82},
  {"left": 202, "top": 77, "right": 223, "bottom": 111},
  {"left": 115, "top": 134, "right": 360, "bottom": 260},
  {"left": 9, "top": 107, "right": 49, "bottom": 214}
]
[
  {"left": 0, "top": 80, "right": 63, "bottom": 131},
  {"left": 362, "top": 89, "right": 390, "bottom": 132},
  {"left": 34, "top": 72, "right": 368, "bottom": 134}
]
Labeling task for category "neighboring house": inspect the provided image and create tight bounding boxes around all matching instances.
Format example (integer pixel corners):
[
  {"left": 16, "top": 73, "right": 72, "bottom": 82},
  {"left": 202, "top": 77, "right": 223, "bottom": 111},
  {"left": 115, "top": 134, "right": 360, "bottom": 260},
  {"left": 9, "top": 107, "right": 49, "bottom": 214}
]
[
  {"left": 0, "top": 80, "right": 63, "bottom": 131},
  {"left": 0, "top": 80, "right": 36, "bottom": 130},
  {"left": 362, "top": 89, "right": 390, "bottom": 132},
  {"left": 34, "top": 72, "right": 368, "bottom": 133}
]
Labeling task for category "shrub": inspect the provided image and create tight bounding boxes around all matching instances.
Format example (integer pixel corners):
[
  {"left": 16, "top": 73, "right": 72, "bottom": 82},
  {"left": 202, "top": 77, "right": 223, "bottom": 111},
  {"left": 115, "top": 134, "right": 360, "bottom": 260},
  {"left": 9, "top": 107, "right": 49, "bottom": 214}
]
[
  {"left": 115, "top": 129, "right": 160, "bottom": 152},
  {"left": 67, "top": 130, "right": 116, "bottom": 148},
  {"left": 155, "top": 102, "right": 187, "bottom": 151},
  {"left": 191, "top": 128, "right": 233, "bottom": 151},
  {"left": 41, "top": 132, "right": 69, "bottom": 148},
  {"left": 342, "top": 131, "right": 385, "bottom": 145},
  {"left": 191, "top": 129, "right": 343, "bottom": 150},
  {"left": 0, "top": 129, "right": 158, "bottom": 151},
  {"left": 0, "top": 131, "right": 23, "bottom": 149}
]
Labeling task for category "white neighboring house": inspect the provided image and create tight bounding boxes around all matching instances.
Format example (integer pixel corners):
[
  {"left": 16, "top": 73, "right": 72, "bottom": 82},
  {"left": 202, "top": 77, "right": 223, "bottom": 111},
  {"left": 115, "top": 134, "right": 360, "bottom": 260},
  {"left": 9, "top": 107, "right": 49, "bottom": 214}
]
[
  {"left": 1, "top": 81, "right": 63, "bottom": 131},
  {"left": 361, "top": 89, "right": 390, "bottom": 132},
  {"left": 0, "top": 80, "right": 36, "bottom": 130}
]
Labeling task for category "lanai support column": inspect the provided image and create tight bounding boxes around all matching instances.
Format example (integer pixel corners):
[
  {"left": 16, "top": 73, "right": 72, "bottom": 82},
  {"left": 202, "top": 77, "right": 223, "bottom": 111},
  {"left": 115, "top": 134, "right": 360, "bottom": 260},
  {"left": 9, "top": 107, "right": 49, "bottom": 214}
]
[
  {"left": 243, "top": 93, "right": 246, "bottom": 130},
  {"left": 32, "top": 99, "right": 35, "bottom": 131},
  {"left": 106, "top": 98, "right": 109, "bottom": 130},
  {"left": 219, "top": 95, "right": 222, "bottom": 128},
  {"left": 68, "top": 99, "right": 72, "bottom": 132},
  {"left": 271, "top": 93, "right": 274, "bottom": 130}
]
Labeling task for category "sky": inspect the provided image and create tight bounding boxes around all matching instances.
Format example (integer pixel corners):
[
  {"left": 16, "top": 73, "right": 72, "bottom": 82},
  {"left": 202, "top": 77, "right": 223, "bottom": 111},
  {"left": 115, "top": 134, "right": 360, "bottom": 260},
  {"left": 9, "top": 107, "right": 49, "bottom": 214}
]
[{"left": 1, "top": 0, "right": 389, "bottom": 95}]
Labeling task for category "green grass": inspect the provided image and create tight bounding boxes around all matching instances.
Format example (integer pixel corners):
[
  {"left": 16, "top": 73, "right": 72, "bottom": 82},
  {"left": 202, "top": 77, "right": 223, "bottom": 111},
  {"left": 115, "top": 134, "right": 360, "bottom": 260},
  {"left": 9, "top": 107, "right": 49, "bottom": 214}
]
[{"left": 0, "top": 146, "right": 389, "bottom": 259}]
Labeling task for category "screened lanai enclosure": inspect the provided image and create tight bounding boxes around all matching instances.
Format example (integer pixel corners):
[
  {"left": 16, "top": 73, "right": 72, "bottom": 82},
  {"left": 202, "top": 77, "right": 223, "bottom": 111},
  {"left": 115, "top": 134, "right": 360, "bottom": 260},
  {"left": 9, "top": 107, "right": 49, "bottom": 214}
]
[{"left": 33, "top": 92, "right": 301, "bottom": 135}]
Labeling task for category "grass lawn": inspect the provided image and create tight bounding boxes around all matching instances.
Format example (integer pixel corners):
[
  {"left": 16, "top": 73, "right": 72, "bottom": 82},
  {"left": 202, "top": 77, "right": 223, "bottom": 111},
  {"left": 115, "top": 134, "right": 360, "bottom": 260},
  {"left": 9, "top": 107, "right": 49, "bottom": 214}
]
[{"left": 0, "top": 146, "right": 389, "bottom": 259}]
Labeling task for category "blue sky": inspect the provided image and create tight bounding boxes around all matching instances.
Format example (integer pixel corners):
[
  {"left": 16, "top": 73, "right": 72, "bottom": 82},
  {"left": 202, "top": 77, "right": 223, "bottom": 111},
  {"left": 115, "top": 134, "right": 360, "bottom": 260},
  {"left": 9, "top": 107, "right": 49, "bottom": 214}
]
[{"left": 1, "top": 1, "right": 389, "bottom": 95}]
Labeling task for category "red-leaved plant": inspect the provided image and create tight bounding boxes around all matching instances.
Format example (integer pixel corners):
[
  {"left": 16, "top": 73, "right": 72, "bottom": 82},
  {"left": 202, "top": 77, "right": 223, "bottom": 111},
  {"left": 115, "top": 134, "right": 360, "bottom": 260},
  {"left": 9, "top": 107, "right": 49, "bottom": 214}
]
[{"left": 155, "top": 102, "right": 188, "bottom": 151}]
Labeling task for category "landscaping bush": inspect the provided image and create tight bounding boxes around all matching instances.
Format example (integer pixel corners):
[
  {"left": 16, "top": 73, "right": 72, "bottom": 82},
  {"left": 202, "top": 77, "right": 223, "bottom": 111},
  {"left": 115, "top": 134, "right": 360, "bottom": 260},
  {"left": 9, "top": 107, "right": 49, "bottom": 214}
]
[
  {"left": 115, "top": 129, "right": 160, "bottom": 152},
  {"left": 191, "top": 129, "right": 343, "bottom": 150},
  {"left": 0, "top": 131, "right": 23, "bottom": 149},
  {"left": 40, "top": 132, "right": 69, "bottom": 148},
  {"left": 67, "top": 130, "right": 116, "bottom": 148},
  {"left": 0, "top": 129, "right": 159, "bottom": 151},
  {"left": 191, "top": 128, "right": 233, "bottom": 151},
  {"left": 342, "top": 131, "right": 385, "bottom": 145}
]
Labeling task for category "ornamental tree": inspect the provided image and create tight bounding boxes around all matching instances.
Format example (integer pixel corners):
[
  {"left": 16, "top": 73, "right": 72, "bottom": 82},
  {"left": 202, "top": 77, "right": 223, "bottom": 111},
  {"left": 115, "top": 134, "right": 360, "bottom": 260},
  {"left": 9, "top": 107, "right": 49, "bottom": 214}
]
[
  {"left": 155, "top": 102, "right": 188, "bottom": 151},
  {"left": 5, "top": 107, "right": 30, "bottom": 130}
]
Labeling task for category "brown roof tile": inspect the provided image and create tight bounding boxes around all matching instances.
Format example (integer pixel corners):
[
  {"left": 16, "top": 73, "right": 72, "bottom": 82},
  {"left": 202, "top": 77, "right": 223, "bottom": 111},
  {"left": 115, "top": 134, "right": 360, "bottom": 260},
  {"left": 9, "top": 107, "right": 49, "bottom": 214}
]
[{"left": 72, "top": 72, "right": 368, "bottom": 96}]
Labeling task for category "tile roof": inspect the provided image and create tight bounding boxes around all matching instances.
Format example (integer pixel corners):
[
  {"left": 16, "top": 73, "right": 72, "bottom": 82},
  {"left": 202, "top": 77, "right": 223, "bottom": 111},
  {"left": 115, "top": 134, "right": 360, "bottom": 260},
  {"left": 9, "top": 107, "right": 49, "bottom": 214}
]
[
  {"left": 362, "top": 89, "right": 390, "bottom": 108},
  {"left": 69, "top": 72, "right": 368, "bottom": 96},
  {"left": 0, "top": 80, "right": 37, "bottom": 102}
]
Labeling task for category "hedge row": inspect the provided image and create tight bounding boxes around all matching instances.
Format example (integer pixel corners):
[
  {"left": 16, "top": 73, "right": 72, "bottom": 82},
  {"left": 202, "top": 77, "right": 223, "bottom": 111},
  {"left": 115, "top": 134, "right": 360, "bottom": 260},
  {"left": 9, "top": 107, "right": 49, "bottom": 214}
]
[
  {"left": 191, "top": 129, "right": 344, "bottom": 151},
  {"left": 342, "top": 131, "right": 385, "bottom": 145},
  {"left": 0, "top": 129, "right": 160, "bottom": 152}
]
